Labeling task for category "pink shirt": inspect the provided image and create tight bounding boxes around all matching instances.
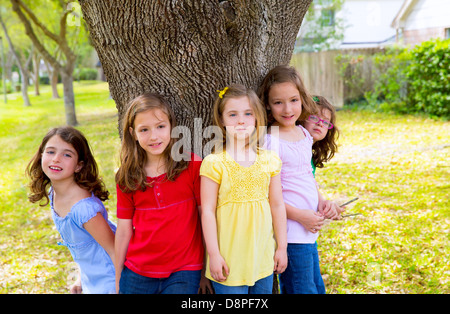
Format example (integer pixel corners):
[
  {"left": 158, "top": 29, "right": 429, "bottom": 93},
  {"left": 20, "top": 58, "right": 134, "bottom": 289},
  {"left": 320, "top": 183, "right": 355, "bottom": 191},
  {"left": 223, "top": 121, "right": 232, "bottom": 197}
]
[{"left": 265, "top": 125, "right": 319, "bottom": 244}]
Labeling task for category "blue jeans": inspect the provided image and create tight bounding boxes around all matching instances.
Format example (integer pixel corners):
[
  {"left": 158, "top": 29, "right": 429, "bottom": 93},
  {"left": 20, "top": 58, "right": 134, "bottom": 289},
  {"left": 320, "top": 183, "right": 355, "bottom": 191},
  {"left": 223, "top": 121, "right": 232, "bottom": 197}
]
[
  {"left": 119, "top": 267, "right": 201, "bottom": 294},
  {"left": 279, "top": 242, "right": 326, "bottom": 294},
  {"left": 212, "top": 274, "right": 273, "bottom": 294}
]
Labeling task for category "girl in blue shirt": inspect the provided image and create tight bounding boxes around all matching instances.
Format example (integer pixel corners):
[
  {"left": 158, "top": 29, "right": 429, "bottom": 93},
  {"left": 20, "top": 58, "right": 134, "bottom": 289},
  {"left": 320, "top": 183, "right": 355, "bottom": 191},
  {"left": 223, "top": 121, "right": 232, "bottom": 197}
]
[{"left": 27, "top": 126, "right": 116, "bottom": 294}]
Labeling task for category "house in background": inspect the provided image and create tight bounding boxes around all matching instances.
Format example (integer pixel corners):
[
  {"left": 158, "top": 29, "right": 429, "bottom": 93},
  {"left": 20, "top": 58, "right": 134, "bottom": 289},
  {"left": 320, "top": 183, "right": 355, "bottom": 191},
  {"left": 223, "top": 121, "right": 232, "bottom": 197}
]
[
  {"left": 391, "top": 0, "right": 450, "bottom": 46},
  {"left": 292, "top": 0, "right": 450, "bottom": 108},
  {"left": 338, "top": 0, "right": 404, "bottom": 49}
]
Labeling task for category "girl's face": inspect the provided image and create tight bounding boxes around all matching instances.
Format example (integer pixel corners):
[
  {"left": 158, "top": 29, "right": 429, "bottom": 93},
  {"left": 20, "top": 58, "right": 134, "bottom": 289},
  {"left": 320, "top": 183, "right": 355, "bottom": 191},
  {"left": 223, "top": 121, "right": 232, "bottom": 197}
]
[
  {"left": 41, "top": 135, "right": 83, "bottom": 183},
  {"left": 131, "top": 108, "right": 171, "bottom": 159},
  {"left": 267, "top": 82, "right": 302, "bottom": 129},
  {"left": 304, "top": 108, "right": 332, "bottom": 143},
  {"left": 221, "top": 96, "right": 256, "bottom": 142}
]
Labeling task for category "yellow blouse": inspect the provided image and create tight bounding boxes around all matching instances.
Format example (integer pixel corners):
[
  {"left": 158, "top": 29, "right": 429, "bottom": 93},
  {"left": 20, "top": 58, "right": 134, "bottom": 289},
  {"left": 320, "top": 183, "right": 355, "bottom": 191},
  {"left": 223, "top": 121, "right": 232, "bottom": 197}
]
[{"left": 200, "top": 149, "right": 282, "bottom": 286}]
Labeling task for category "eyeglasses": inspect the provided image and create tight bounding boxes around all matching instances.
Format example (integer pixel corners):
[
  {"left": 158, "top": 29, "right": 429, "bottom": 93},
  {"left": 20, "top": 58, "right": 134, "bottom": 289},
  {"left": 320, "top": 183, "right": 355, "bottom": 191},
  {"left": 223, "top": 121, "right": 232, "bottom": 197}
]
[{"left": 307, "top": 115, "right": 334, "bottom": 129}]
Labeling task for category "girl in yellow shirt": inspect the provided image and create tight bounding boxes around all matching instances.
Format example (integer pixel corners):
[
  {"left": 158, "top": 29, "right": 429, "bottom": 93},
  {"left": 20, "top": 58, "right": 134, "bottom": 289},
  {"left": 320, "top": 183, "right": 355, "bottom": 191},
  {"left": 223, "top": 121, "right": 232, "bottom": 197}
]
[{"left": 200, "top": 84, "right": 287, "bottom": 294}]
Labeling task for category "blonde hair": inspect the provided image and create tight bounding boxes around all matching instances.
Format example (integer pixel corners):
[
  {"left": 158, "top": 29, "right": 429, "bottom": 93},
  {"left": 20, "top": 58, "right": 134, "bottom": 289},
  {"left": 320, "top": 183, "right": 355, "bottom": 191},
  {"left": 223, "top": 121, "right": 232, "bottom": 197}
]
[
  {"left": 115, "top": 93, "right": 189, "bottom": 192},
  {"left": 212, "top": 84, "right": 267, "bottom": 151},
  {"left": 258, "top": 65, "right": 318, "bottom": 125}
]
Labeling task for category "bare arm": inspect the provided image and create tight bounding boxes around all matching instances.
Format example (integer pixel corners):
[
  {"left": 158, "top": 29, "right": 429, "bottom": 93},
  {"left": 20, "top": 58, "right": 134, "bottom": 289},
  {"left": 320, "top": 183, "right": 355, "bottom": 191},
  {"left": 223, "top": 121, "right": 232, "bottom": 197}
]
[
  {"left": 114, "top": 218, "right": 133, "bottom": 293},
  {"left": 200, "top": 176, "right": 229, "bottom": 282},
  {"left": 268, "top": 174, "right": 288, "bottom": 274},
  {"left": 83, "top": 212, "right": 115, "bottom": 261},
  {"left": 285, "top": 203, "right": 325, "bottom": 233}
]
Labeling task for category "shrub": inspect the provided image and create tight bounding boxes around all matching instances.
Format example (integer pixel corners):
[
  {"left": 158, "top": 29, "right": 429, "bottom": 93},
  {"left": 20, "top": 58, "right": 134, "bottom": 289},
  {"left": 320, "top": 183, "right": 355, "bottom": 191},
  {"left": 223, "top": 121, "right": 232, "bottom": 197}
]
[
  {"left": 75, "top": 68, "right": 98, "bottom": 81},
  {"left": 406, "top": 38, "right": 450, "bottom": 118},
  {"left": 338, "top": 39, "right": 450, "bottom": 118}
]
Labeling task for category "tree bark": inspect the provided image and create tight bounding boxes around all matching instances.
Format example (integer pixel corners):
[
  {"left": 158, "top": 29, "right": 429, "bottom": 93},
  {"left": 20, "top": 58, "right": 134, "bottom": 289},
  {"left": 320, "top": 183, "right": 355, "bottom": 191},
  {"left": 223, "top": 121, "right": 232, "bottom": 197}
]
[
  {"left": 79, "top": 0, "right": 312, "bottom": 136},
  {"left": 32, "top": 51, "right": 40, "bottom": 96},
  {"left": 61, "top": 70, "right": 78, "bottom": 126}
]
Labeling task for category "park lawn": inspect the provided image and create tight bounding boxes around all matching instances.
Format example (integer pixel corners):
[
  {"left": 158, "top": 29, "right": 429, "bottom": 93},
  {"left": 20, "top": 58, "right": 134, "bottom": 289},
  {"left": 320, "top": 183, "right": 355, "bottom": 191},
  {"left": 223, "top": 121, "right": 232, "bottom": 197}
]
[
  {"left": 0, "top": 81, "right": 120, "bottom": 293},
  {"left": 317, "top": 111, "right": 449, "bottom": 294},
  {"left": 0, "top": 81, "right": 449, "bottom": 293}
]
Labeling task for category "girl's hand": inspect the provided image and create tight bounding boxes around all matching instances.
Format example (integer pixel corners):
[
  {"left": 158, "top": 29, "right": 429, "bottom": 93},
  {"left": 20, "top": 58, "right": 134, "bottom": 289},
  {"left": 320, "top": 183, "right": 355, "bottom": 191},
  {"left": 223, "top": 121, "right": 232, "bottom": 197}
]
[
  {"left": 337, "top": 204, "right": 346, "bottom": 215},
  {"left": 198, "top": 269, "right": 214, "bottom": 294},
  {"left": 273, "top": 248, "right": 288, "bottom": 274},
  {"left": 69, "top": 270, "right": 82, "bottom": 294},
  {"left": 300, "top": 210, "right": 325, "bottom": 233},
  {"left": 209, "top": 253, "right": 229, "bottom": 282},
  {"left": 69, "top": 279, "right": 82, "bottom": 294},
  {"left": 319, "top": 199, "right": 340, "bottom": 220}
]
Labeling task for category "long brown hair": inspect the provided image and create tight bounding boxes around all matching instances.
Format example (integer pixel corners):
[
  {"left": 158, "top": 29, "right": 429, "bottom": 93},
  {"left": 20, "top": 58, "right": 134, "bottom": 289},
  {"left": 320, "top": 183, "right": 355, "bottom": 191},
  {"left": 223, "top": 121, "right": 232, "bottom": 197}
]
[
  {"left": 301, "top": 95, "right": 340, "bottom": 168},
  {"left": 257, "top": 65, "right": 317, "bottom": 126},
  {"left": 212, "top": 84, "right": 267, "bottom": 151},
  {"left": 26, "top": 126, "right": 109, "bottom": 206},
  {"left": 115, "top": 93, "right": 189, "bottom": 193}
]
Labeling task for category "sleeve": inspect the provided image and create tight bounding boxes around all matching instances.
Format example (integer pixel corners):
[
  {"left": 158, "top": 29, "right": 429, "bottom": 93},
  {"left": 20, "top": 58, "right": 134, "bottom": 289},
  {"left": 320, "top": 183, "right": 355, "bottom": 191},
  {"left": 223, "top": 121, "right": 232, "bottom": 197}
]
[
  {"left": 72, "top": 198, "right": 104, "bottom": 228},
  {"left": 268, "top": 150, "right": 282, "bottom": 177},
  {"left": 116, "top": 184, "right": 135, "bottom": 219},
  {"left": 199, "top": 154, "right": 223, "bottom": 184}
]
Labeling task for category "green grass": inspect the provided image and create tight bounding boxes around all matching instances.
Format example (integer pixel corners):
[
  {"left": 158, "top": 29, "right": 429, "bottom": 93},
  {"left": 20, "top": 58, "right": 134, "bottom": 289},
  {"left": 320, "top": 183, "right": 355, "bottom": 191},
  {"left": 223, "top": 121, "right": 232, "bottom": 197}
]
[
  {"left": 0, "top": 81, "right": 119, "bottom": 293},
  {"left": 317, "top": 111, "right": 450, "bottom": 294},
  {"left": 0, "top": 82, "right": 449, "bottom": 293}
]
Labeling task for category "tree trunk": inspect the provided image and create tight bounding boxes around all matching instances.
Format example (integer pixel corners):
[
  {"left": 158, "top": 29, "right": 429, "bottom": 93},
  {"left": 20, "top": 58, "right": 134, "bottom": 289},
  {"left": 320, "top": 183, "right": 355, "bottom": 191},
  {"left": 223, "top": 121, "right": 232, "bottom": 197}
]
[
  {"left": 32, "top": 51, "right": 40, "bottom": 96},
  {"left": 79, "top": 0, "right": 312, "bottom": 137},
  {"left": 45, "top": 60, "right": 60, "bottom": 99},
  {"left": 61, "top": 70, "right": 78, "bottom": 126},
  {"left": 20, "top": 70, "right": 31, "bottom": 107},
  {"left": 0, "top": 12, "right": 31, "bottom": 106},
  {"left": 51, "top": 70, "right": 60, "bottom": 99}
]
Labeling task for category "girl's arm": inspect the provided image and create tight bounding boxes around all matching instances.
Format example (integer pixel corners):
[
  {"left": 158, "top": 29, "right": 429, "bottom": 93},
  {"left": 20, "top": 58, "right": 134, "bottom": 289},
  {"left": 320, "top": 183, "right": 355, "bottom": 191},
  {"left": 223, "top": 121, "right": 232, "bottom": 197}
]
[
  {"left": 69, "top": 267, "right": 82, "bottom": 294},
  {"left": 114, "top": 218, "right": 133, "bottom": 293},
  {"left": 84, "top": 213, "right": 115, "bottom": 261},
  {"left": 317, "top": 189, "right": 340, "bottom": 220},
  {"left": 285, "top": 204, "right": 325, "bottom": 233},
  {"left": 197, "top": 205, "right": 214, "bottom": 294},
  {"left": 268, "top": 174, "right": 288, "bottom": 274},
  {"left": 200, "top": 176, "right": 229, "bottom": 282}
]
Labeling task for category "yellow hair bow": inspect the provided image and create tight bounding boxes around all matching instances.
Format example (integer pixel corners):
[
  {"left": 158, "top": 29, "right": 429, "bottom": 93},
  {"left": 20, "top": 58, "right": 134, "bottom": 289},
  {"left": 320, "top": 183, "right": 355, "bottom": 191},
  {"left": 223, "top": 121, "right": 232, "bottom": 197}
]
[{"left": 217, "top": 87, "right": 229, "bottom": 99}]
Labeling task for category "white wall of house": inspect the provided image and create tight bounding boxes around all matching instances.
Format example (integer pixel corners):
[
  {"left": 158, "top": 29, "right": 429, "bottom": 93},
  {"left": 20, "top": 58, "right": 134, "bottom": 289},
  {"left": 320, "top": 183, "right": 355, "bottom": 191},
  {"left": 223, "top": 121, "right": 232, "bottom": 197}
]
[
  {"left": 339, "top": 0, "right": 404, "bottom": 48},
  {"left": 402, "top": 0, "right": 450, "bottom": 30},
  {"left": 392, "top": 0, "right": 450, "bottom": 45}
]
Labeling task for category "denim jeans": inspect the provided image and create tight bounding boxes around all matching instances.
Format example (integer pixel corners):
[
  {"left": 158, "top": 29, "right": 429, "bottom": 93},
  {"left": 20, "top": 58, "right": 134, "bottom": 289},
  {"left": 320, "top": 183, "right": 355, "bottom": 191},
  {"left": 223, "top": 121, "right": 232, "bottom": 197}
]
[
  {"left": 119, "top": 266, "right": 201, "bottom": 294},
  {"left": 211, "top": 274, "right": 273, "bottom": 294},
  {"left": 279, "top": 242, "right": 326, "bottom": 294}
]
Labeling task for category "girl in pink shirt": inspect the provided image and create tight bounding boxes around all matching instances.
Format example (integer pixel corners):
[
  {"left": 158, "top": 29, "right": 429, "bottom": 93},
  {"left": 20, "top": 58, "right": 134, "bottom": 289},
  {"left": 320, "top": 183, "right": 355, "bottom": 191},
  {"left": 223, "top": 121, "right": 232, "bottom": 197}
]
[{"left": 259, "top": 65, "right": 339, "bottom": 294}]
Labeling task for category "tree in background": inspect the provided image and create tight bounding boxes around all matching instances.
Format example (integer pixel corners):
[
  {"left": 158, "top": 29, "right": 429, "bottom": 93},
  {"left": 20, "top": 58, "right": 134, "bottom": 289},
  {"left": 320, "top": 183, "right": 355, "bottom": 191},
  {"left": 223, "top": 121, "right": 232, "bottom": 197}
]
[
  {"left": 79, "top": 0, "right": 313, "bottom": 135},
  {"left": 295, "top": 0, "right": 344, "bottom": 52},
  {"left": 10, "top": 0, "right": 84, "bottom": 126},
  {"left": 0, "top": 9, "right": 32, "bottom": 106}
]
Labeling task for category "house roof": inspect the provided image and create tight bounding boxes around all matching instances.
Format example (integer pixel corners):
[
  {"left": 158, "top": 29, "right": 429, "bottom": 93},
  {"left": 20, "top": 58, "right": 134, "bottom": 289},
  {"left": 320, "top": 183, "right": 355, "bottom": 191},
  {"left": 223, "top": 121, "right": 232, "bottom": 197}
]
[{"left": 391, "top": 0, "right": 418, "bottom": 28}]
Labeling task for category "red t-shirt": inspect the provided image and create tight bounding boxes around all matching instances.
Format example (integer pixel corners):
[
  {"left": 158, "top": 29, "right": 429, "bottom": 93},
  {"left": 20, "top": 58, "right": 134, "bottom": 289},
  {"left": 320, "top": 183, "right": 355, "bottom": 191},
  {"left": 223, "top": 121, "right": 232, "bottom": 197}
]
[{"left": 116, "top": 154, "right": 204, "bottom": 278}]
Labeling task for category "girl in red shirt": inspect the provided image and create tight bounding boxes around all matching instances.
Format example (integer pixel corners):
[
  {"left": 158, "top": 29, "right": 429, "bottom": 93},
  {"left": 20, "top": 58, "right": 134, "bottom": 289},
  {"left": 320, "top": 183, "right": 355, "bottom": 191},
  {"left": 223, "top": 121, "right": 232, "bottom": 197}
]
[{"left": 115, "top": 93, "right": 208, "bottom": 294}]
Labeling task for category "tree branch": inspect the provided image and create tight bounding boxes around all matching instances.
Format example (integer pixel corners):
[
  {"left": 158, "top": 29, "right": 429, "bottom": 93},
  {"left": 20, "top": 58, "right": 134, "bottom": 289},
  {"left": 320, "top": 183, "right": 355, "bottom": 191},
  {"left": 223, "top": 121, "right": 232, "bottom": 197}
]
[
  {"left": 15, "top": 0, "right": 62, "bottom": 44},
  {"left": 10, "top": 0, "right": 61, "bottom": 71}
]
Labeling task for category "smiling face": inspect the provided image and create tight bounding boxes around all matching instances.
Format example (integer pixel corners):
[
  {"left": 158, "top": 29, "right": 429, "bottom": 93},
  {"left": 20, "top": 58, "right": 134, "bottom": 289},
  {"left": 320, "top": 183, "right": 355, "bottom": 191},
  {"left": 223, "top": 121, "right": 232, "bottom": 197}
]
[
  {"left": 221, "top": 96, "right": 256, "bottom": 142},
  {"left": 267, "top": 82, "right": 302, "bottom": 129},
  {"left": 41, "top": 135, "right": 83, "bottom": 183},
  {"left": 130, "top": 108, "right": 172, "bottom": 160}
]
